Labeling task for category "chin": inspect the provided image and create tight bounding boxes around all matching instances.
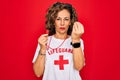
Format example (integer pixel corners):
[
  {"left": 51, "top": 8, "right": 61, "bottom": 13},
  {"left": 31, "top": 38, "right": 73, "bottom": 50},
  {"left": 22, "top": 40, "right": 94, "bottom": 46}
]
[{"left": 59, "top": 31, "right": 67, "bottom": 34}]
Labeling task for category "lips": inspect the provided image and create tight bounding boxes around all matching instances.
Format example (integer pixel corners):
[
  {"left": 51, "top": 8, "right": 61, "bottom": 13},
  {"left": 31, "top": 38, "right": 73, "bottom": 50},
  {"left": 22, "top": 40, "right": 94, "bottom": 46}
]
[{"left": 59, "top": 27, "right": 65, "bottom": 30}]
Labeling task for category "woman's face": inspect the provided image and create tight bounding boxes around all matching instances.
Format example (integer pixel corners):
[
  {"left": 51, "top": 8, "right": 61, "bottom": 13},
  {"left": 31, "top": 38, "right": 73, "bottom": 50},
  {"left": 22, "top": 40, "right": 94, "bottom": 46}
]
[{"left": 54, "top": 9, "right": 71, "bottom": 35}]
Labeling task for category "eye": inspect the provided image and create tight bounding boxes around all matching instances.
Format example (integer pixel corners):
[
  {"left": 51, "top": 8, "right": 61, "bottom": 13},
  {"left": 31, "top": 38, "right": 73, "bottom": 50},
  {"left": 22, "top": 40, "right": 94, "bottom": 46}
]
[
  {"left": 57, "top": 19, "right": 60, "bottom": 20},
  {"left": 64, "top": 18, "right": 69, "bottom": 21},
  {"left": 56, "top": 18, "right": 60, "bottom": 20},
  {"left": 65, "top": 19, "right": 69, "bottom": 20}
]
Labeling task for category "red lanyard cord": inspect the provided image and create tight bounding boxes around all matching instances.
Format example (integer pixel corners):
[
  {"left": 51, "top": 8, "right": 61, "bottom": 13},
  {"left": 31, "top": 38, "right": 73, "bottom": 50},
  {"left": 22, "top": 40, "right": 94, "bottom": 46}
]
[{"left": 47, "top": 36, "right": 67, "bottom": 50}]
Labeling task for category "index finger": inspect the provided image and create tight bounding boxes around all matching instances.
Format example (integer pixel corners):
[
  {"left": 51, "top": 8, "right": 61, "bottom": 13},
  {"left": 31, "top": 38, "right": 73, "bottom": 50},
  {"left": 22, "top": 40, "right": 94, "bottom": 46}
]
[{"left": 42, "top": 34, "right": 48, "bottom": 37}]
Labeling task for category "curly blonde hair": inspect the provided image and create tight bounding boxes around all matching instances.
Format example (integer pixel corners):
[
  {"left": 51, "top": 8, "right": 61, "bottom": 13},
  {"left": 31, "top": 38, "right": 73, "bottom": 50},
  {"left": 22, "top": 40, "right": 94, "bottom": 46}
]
[{"left": 45, "top": 2, "right": 78, "bottom": 36}]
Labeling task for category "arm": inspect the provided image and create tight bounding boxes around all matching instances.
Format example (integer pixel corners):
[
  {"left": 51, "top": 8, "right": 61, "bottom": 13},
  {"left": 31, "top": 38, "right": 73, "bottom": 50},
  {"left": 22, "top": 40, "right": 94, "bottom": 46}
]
[
  {"left": 33, "top": 48, "right": 46, "bottom": 77},
  {"left": 33, "top": 34, "right": 48, "bottom": 77},
  {"left": 72, "top": 22, "right": 85, "bottom": 71},
  {"left": 72, "top": 39, "right": 85, "bottom": 71}
]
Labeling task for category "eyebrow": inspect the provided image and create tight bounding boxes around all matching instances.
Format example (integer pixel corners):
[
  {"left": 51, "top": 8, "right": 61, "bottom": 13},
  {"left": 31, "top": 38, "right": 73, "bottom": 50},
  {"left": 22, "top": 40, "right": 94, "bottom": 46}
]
[{"left": 57, "top": 17, "right": 70, "bottom": 19}]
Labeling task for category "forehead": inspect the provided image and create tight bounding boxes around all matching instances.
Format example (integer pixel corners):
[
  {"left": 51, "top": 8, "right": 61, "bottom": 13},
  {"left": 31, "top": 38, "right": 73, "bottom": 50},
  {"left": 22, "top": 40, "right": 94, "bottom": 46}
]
[{"left": 57, "top": 9, "right": 70, "bottom": 18}]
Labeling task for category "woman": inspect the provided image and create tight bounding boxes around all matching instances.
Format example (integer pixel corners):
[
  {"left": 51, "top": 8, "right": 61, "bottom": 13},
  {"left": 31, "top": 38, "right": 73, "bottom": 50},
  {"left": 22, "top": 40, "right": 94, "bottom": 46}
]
[{"left": 32, "top": 2, "right": 85, "bottom": 80}]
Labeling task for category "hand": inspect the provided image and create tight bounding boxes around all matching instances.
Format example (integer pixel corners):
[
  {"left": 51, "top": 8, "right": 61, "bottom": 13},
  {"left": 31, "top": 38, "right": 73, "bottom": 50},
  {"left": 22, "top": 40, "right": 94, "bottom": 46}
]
[
  {"left": 71, "top": 22, "right": 84, "bottom": 42},
  {"left": 38, "top": 34, "right": 48, "bottom": 50}
]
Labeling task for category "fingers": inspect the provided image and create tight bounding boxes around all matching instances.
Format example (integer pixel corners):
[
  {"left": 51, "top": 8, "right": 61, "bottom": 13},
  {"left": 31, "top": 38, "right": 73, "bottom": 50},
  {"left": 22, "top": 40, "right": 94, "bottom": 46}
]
[
  {"left": 41, "top": 34, "right": 48, "bottom": 37},
  {"left": 40, "top": 34, "right": 48, "bottom": 41},
  {"left": 76, "top": 22, "right": 81, "bottom": 32},
  {"left": 77, "top": 22, "right": 84, "bottom": 33},
  {"left": 73, "top": 22, "right": 84, "bottom": 34},
  {"left": 73, "top": 22, "right": 78, "bottom": 31},
  {"left": 38, "top": 34, "right": 48, "bottom": 46},
  {"left": 72, "top": 24, "right": 75, "bottom": 32},
  {"left": 41, "top": 38, "right": 48, "bottom": 42}
]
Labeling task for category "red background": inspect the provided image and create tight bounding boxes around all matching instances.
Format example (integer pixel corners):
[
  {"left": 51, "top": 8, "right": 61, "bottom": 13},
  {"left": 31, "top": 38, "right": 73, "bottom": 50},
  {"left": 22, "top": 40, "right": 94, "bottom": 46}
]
[{"left": 0, "top": 0, "right": 120, "bottom": 80}]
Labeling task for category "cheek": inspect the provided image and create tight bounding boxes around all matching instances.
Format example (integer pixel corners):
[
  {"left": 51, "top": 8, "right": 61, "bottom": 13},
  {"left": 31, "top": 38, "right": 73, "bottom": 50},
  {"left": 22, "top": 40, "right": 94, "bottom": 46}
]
[
  {"left": 66, "top": 22, "right": 71, "bottom": 30},
  {"left": 55, "top": 21, "right": 59, "bottom": 26},
  {"left": 65, "top": 24, "right": 70, "bottom": 30},
  {"left": 66, "top": 22, "right": 70, "bottom": 27},
  {"left": 54, "top": 21, "right": 59, "bottom": 29}
]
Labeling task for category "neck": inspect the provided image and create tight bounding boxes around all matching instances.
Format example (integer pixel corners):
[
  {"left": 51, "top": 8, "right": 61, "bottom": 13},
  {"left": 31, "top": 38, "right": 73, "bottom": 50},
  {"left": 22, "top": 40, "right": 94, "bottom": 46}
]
[{"left": 54, "top": 33, "right": 68, "bottom": 39}]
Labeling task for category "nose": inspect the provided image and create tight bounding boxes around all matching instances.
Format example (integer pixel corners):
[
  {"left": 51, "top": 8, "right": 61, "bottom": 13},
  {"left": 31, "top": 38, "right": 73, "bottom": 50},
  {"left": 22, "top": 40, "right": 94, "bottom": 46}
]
[{"left": 60, "top": 19, "right": 65, "bottom": 26}]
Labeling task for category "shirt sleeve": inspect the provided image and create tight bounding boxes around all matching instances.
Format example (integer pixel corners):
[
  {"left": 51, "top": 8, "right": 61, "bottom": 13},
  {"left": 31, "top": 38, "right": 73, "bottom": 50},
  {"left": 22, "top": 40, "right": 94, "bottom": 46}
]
[{"left": 32, "top": 44, "right": 40, "bottom": 63}]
